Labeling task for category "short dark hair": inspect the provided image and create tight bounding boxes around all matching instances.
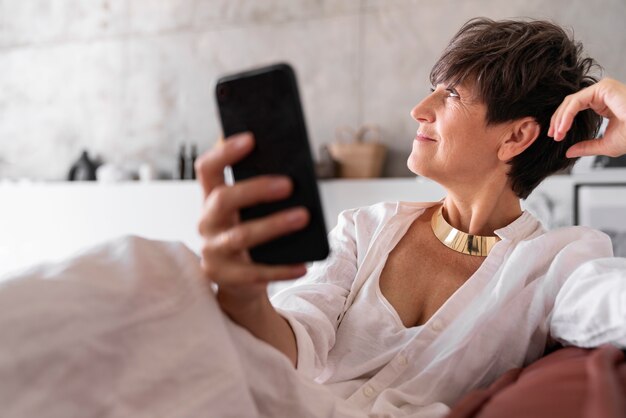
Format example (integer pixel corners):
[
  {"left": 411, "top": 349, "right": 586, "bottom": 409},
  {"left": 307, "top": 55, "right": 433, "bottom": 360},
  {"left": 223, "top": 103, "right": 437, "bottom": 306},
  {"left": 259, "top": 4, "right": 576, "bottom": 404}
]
[{"left": 430, "top": 18, "right": 602, "bottom": 199}]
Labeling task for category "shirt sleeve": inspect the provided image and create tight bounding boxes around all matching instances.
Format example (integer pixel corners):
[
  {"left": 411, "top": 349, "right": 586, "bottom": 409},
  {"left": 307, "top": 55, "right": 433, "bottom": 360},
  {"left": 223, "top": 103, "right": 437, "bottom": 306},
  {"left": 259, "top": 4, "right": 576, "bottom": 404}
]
[
  {"left": 271, "top": 208, "right": 360, "bottom": 379},
  {"left": 550, "top": 230, "right": 626, "bottom": 348}
]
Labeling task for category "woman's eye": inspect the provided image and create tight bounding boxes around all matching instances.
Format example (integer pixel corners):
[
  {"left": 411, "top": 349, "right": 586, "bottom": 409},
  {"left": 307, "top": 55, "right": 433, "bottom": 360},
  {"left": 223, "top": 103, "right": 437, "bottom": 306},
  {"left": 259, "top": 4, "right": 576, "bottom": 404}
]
[
  {"left": 446, "top": 88, "right": 460, "bottom": 98},
  {"left": 428, "top": 86, "right": 459, "bottom": 98}
]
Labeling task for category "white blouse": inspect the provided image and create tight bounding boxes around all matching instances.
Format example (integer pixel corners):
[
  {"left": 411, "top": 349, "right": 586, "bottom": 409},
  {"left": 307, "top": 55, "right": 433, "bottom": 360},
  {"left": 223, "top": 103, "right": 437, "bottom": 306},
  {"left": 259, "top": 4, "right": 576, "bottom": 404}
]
[
  {"left": 272, "top": 200, "right": 626, "bottom": 416},
  {"left": 319, "top": 260, "right": 423, "bottom": 400}
]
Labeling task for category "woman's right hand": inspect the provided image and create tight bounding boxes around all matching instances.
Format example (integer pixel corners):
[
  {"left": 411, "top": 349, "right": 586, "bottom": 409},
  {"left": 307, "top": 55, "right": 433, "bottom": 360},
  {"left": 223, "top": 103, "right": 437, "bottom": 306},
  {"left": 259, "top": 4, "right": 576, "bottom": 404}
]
[
  {"left": 549, "top": 78, "right": 626, "bottom": 158},
  {"left": 194, "top": 132, "right": 310, "bottom": 314}
]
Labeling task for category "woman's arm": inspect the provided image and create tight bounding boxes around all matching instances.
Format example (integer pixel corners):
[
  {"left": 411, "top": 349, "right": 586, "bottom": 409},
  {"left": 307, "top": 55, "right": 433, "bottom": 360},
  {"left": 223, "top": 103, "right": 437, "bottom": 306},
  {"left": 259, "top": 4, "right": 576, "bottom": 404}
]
[
  {"left": 195, "top": 132, "right": 309, "bottom": 367},
  {"left": 270, "top": 206, "right": 360, "bottom": 377},
  {"left": 551, "top": 256, "right": 626, "bottom": 348},
  {"left": 548, "top": 78, "right": 626, "bottom": 348},
  {"left": 217, "top": 289, "right": 299, "bottom": 366}
]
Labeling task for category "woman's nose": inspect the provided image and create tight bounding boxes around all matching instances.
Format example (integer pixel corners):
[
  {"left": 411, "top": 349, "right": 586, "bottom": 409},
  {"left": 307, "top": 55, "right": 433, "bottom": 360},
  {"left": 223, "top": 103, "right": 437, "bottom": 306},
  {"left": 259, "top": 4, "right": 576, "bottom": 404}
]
[{"left": 410, "top": 94, "right": 436, "bottom": 124}]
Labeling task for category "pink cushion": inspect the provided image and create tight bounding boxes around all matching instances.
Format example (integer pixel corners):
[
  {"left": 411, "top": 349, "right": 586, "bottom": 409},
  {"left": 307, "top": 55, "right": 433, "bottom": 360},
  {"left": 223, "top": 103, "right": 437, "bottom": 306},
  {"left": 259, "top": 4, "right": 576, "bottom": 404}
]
[{"left": 448, "top": 345, "right": 626, "bottom": 418}]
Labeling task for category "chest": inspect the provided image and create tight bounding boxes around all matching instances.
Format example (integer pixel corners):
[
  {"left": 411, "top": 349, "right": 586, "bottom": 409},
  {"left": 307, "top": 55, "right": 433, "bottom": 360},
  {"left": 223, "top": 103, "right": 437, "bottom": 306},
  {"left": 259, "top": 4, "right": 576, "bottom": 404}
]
[{"left": 378, "top": 209, "right": 484, "bottom": 328}]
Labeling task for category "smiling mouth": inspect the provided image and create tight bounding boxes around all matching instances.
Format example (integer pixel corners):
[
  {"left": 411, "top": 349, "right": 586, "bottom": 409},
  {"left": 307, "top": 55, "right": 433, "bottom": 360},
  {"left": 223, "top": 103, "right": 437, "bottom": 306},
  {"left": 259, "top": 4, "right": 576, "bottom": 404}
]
[{"left": 415, "top": 132, "right": 436, "bottom": 142}]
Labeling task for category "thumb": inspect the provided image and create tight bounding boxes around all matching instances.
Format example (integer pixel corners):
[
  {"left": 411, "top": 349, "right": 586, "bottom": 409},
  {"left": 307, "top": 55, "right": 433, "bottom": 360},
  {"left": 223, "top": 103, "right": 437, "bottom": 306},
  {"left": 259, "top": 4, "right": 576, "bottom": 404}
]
[{"left": 565, "top": 138, "right": 605, "bottom": 158}]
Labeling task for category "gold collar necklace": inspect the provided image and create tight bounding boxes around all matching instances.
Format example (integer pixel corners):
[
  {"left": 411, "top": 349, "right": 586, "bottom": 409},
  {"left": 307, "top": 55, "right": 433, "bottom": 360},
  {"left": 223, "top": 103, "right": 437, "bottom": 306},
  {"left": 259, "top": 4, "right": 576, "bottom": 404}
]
[{"left": 431, "top": 205, "right": 500, "bottom": 257}]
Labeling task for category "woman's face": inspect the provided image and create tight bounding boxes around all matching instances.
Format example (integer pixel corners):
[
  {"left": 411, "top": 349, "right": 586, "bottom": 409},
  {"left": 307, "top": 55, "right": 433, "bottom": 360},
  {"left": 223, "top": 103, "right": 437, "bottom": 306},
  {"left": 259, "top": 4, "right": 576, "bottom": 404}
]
[{"left": 407, "top": 82, "right": 510, "bottom": 187}]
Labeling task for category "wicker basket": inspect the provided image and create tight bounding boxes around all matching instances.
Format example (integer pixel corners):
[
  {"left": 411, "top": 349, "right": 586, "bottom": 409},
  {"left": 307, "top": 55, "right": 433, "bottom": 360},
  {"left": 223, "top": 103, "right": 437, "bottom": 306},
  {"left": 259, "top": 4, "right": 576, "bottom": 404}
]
[{"left": 328, "top": 125, "right": 387, "bottom": 178}]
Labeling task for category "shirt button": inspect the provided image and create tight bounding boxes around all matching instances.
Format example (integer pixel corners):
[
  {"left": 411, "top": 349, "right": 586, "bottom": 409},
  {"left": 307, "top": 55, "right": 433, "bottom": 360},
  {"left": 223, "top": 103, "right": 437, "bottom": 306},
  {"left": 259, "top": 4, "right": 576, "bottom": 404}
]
[
  {"left": 363, "top": 385, "right": 375, "bottom": 397},
  {"left": 431, "top": 318, "right": 444, "bottom": 332},
  {"left": 396, "top": 355, "right": 408, "bottom": 366}
]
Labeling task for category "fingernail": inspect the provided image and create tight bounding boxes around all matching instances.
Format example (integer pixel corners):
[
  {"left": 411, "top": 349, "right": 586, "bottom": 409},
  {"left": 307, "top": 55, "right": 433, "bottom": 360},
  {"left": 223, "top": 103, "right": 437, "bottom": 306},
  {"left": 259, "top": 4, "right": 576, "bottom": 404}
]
[
  {"left": 232, "top": 133, "right": 251, "bottom": 149},
  {"left": 286, "top": 208, "right": 307, "bottom": 225},
  {"left": 270, "top": 178, "right": 290, "bottom": 193},
  {"left": 292, "top": 265, "right": 307, "bottom": 276}
]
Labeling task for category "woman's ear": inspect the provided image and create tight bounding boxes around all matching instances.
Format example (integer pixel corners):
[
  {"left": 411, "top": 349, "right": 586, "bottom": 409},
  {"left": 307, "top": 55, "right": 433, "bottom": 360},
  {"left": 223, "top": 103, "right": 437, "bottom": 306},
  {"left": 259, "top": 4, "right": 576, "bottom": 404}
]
[{"left": 497, "top": 117, "right": 540, "bottom": 161}]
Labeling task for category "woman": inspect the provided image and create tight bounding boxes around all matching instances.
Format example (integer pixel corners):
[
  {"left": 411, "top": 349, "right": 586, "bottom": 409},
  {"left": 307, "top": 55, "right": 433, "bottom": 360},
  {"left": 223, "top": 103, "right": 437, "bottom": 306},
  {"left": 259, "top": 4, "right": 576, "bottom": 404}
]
[
  {"left": 2, "top": 18, "right": 626, "bottom": 418},
  {"left": 195, "top": 18, "right": 625, "bottom": 416}
]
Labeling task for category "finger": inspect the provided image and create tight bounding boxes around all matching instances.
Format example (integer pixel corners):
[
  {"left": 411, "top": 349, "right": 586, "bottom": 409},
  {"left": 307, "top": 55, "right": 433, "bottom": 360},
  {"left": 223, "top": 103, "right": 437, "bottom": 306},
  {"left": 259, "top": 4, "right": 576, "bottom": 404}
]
[
  {"left": 202, "top": 206, "right": 310, "bottom": 254},
  {"left": 565, "top": 138, "right": 604, "bottom": 158},
  {"left": 202, "top": 257, "right": 307, "bottom": 284},
  {"left": 548, "top": 108, "right": 557, "bottom": 138},
  {"left": 549, "top": 95, "right": 574, "bottom": 139},
  {"left": 549, "top": 97, "right": 568, "bottom": 138},
  {"left": 553, "top": 91, "right": 596, "bottom": 141},
  {"left": 198, "top": 176, "right": 293, "bottom": 230},
  {"left": 550, "top": 93, "right": 583, "bottom": 141},
  {"left": 195, "top": 132, "right": 254, "bottom": 198},
  {"left": 550, "top": 86, "right": 597, "bottom": 141},
  {"left": 554, "top": 85, "right": 615, "bottom": 142}
]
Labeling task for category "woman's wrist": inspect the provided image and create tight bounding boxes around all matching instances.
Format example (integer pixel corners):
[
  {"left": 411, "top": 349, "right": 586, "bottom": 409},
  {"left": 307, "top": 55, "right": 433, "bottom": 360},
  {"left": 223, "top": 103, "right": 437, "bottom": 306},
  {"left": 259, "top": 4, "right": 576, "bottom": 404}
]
[
  {"left": 216, "top": 284, "right": 270, "bottom": 320},
  {"left": 217, "top": 285, "right": 297, "bottom": 366}
]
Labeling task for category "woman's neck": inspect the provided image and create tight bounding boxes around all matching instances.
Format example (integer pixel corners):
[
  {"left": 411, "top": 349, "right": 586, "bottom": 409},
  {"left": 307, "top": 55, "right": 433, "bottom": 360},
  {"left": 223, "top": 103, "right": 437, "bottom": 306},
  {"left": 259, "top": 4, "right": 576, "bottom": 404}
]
[{"left": 442, "top": 186, "right": 522, "bottom": 236}]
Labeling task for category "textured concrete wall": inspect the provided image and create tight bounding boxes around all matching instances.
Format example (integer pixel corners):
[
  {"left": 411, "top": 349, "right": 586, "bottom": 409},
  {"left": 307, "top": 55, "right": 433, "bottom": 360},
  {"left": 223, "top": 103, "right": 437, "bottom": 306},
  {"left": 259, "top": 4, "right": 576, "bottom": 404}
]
[{"left": 1, "top": 0, "right": 625, "bottom": 179}]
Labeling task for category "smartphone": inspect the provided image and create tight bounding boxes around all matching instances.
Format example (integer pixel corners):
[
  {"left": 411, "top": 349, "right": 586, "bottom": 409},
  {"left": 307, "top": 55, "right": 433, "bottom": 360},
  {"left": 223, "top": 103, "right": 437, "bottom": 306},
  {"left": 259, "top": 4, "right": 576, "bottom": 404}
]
[{"left": 215, "top": 63, "right": 330, "bottom": 265}]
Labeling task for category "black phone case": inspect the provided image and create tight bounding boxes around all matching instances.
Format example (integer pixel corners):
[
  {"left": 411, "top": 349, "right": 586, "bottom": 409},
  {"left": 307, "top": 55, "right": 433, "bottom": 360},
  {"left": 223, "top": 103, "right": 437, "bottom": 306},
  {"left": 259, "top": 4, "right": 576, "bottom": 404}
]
[{"left": 215, "top": 63, "right": 330, "bottom": 265}]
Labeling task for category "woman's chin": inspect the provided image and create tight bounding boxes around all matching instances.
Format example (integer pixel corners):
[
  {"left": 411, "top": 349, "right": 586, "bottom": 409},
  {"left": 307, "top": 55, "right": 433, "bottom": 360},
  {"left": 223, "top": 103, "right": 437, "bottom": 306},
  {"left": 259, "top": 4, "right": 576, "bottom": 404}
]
[
  {"left": 407, "top": 161, "right": 446, "bottom": 186},
  {"left": 407, "top": 156, "right": 433, "bottom": 178}
]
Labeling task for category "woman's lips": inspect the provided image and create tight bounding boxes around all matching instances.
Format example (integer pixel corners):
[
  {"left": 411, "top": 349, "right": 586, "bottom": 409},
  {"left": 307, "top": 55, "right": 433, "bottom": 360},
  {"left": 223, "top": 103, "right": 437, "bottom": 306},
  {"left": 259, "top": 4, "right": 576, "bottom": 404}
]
[{"left": 415, "top": 133, "right": 436, "bottom": 142}]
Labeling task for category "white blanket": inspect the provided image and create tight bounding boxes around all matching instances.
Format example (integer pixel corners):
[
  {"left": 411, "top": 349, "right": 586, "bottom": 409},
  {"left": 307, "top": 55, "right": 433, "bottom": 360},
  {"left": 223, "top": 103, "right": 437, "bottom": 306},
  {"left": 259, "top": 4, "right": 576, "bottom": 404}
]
[{"left": 0, "top": 236, "right": 363, "bottom": 418}]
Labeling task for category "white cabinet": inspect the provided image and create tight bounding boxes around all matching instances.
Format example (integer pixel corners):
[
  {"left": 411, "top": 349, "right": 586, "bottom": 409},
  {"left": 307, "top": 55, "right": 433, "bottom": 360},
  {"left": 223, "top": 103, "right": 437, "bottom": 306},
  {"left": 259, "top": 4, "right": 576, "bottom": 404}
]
[
  {"left": 1, "top": 172, "right": 625, "bottom": 276},
  {"left": 0, "top": 179, "right": 443, "bottom": 276}
]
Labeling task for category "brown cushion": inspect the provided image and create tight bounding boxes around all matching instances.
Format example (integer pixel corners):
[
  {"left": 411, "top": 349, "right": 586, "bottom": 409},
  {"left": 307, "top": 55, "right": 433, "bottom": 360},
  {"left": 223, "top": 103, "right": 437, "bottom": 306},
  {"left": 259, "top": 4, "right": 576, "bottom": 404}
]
[{"left": 448, "top": 345, "right": 626, "bottom": 418}]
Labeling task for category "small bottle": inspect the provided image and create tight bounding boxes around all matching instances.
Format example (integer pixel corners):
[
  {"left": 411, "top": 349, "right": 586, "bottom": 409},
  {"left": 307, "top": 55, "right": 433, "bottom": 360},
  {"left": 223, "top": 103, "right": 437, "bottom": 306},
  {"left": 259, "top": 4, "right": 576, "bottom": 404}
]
[
  {"left": 68, "top": 150, "right": 98, "bottom": 181},
  {"left": 177, "top": 144, "right": 186, "bottom": 180},
  {"left": 188, "top": 143, "right": 198, "bottom": 180}
]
